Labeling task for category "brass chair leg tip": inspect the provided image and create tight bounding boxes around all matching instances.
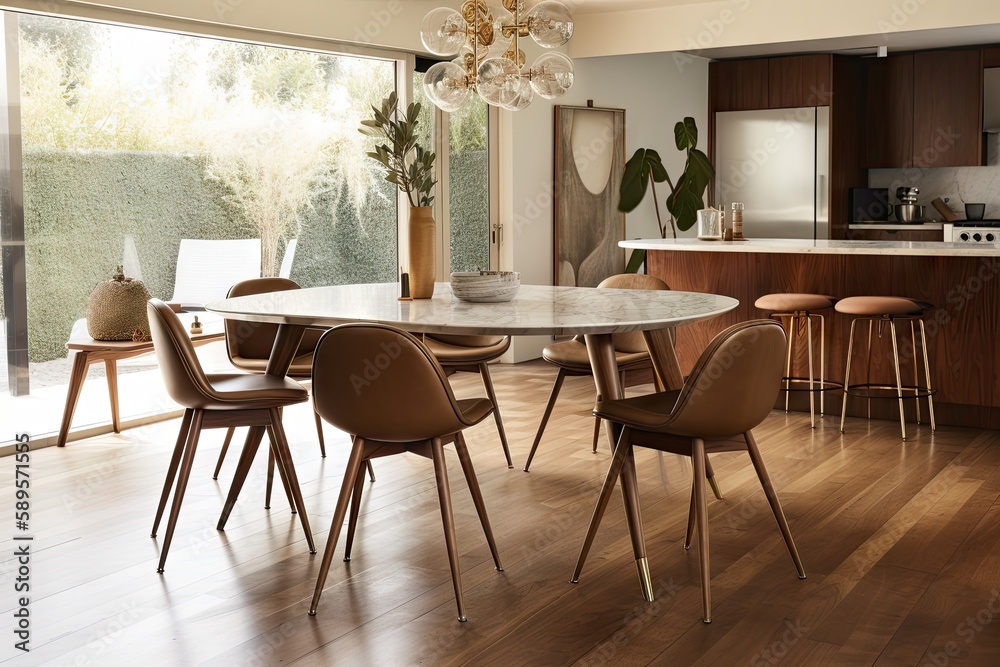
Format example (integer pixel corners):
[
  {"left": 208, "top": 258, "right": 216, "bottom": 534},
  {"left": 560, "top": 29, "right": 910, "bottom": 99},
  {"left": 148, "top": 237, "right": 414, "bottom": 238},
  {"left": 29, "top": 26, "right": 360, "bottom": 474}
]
[
  {"left": 702, "top": 618, "right": 712, "bottom": 624},
  {"left": 309, "top": 549, "right": 317, "bottom": 555},
  {"left": 150, "top": 533, "right": 156, "bottom": 538},
  {"left": 570, "top": 579, "right": 579, "bottom": 584},
  {"left": 307, "top": 610, "right": 317, "bottom": 616},
  {"left": 458, "top": 615, "right": 468, "bottom": 623},
  {"left": 264, "top": 505, "right": 271, "bottom": 510},
  {"left": 798, "top": 574, "right": 807, "bottom": 579},
  {"left": 684, "top": 544, "right": 691, "bottom": 550},
  {"left": 212, "top": 475, "right": 219, "bottom": 480},
  {"left": 343, "top": 557, "right": 351, "bottom": 562},
  {"left": 156, "top": 568, "right": 164, "bottom": 574},
  {"left": 506, "top": 464, "right": 514, "bottom": 469}
]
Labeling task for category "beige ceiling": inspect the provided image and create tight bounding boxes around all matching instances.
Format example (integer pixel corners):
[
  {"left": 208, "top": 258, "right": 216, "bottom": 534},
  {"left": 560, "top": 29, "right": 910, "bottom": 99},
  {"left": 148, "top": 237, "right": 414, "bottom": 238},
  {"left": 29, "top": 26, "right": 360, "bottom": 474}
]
[{"left": 572, "top": 0, "right": 717, "bottom": 12}]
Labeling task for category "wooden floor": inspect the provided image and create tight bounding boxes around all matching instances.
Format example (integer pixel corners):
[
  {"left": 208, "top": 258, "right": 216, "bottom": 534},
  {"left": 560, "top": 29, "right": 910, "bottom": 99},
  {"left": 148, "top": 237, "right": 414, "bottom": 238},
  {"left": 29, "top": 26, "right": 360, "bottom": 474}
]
[{"left": 3, "top": 361, "right": 1000, "bottom": 666}]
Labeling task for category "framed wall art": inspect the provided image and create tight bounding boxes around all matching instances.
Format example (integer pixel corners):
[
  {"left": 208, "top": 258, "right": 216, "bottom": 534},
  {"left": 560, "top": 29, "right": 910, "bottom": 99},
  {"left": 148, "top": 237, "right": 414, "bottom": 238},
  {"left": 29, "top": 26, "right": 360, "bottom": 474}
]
[{"left": 553, "top": 104, "right": 626, "bottom": 287}]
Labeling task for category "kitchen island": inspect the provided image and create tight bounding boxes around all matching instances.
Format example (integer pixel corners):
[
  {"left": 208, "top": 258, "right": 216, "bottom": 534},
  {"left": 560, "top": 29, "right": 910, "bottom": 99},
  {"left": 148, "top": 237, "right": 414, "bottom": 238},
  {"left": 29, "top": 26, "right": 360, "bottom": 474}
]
[{"left": 622, "top": 238, "right": 1000, "bottom": 429}]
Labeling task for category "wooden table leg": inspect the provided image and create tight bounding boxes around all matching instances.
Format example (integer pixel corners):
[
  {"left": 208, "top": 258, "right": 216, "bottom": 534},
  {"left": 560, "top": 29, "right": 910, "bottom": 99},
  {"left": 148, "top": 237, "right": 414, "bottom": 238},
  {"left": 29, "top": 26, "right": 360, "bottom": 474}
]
[
  {"left": 105, "top": 359, "right": 121, "bottom": 434},
  {"left": 58, "top": 351, "right": 92, "bottom": 447},
  {"left": 643, "top": 328, "right": 684, "bottom": 392},
  {"left": 584, "top": 333, "right": 654, "bottom": 602}
]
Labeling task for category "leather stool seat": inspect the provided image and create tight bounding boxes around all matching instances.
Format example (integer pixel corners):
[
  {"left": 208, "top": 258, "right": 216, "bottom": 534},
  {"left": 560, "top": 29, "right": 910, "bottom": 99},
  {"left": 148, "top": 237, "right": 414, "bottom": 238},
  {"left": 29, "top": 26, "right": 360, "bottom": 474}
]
[
  {"left": 754, "top": 293, "right": 837, "bottom": 312},
  {"left": 835, "top": 296, "right": 933, "bottom": 317}
]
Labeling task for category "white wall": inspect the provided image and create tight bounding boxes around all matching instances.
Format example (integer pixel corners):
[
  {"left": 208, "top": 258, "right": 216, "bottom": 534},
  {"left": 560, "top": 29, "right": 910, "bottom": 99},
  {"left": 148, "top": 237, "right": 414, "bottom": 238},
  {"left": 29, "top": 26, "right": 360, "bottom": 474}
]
[{"left": 503, "top": 52, "right": 709, "bottom": 361}]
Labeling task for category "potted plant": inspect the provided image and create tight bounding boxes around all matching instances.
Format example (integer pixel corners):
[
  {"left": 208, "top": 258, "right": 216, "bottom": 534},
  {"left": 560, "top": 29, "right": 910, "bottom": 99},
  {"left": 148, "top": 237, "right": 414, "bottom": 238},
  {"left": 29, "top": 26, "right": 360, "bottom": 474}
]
[
  {"left": 360, "top": 92, "right": 437, "bottom": 298},
  {"left": 618, "top": 117, "right": 714, "bottom": 270}
]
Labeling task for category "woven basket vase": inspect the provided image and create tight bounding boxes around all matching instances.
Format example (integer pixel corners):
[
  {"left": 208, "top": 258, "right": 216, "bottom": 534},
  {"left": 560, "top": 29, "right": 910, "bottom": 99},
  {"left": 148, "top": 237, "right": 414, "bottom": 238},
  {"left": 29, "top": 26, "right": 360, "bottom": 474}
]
[{"left": 86, "top": 268, "right": 152, "bottom": 341}]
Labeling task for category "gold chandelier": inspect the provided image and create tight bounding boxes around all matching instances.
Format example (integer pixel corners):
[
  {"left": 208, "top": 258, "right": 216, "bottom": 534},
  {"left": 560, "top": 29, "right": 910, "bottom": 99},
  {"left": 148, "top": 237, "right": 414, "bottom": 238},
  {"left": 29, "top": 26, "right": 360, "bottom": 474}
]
[{"left": 420, "top": 1, "right": 575, "bottom": 111}]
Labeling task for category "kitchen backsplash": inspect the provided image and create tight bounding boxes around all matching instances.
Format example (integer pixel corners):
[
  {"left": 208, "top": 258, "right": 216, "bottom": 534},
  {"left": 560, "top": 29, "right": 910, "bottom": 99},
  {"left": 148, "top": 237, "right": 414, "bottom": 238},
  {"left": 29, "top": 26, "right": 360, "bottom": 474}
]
[{"left": 869, "top": 134, "right": 1000, "bottom": 220}]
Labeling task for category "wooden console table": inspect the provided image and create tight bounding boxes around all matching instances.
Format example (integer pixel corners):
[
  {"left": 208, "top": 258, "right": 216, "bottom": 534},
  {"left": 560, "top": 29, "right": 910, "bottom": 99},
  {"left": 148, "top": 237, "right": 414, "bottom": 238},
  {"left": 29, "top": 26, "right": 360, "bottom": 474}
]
[{"left": 59, "top": 332, "right": 224, "bottom": 447}]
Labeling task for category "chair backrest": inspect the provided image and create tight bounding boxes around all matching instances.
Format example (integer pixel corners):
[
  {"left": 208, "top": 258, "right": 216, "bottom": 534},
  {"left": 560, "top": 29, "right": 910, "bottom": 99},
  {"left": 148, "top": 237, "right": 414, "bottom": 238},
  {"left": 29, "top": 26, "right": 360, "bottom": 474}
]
[
  {"left": 278, "top": 238, "right": 297, "bottom": 279},
  {"left": 598, "top": 274, "right": 671, "bottom": 354},
  {"left": 147, "top": 299, "right": 216, "bottom": 409},
  {"left": 312, "top": 324, "right": 473, "bottom": 442},
  {"left": 169, "top": 239, "right": 261, "bottom": 306},
  {"left": 224, "top": 277, "right": 323, "bottom": 364},
  {"left": 663, "top": 319, "right": 786, "bottom": 439}
]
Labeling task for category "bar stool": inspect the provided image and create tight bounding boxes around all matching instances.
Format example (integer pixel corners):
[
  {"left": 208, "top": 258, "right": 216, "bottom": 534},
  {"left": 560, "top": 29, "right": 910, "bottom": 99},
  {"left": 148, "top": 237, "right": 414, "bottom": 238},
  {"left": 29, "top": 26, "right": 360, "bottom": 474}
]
[
  {"left": 754, "top": 293, "right": 839, "bottom": 427},
  {"left": 836, "top": 296, "right": 936, "bottom": 441}
]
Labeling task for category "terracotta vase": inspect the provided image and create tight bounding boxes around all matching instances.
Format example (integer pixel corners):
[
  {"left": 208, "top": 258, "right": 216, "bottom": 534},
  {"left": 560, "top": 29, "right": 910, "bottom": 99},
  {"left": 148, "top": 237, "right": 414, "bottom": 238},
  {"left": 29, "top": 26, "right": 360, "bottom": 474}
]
[{"left": 408, "top": 206, "right": 436, "bottom": 299}]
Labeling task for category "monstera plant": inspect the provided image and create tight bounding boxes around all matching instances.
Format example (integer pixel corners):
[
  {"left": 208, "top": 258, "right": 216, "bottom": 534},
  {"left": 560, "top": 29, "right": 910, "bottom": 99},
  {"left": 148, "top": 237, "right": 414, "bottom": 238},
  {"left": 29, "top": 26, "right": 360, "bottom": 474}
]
[{"left": 618, "top": 117, "right": 714, "bottom": 269}]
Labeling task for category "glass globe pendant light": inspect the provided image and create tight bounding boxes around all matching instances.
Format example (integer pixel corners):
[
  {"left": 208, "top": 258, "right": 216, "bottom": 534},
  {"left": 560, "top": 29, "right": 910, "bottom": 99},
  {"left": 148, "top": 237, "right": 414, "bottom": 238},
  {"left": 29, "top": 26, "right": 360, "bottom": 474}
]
[{"left": 420, "top": 0, "right": 575, "bottom": 112}]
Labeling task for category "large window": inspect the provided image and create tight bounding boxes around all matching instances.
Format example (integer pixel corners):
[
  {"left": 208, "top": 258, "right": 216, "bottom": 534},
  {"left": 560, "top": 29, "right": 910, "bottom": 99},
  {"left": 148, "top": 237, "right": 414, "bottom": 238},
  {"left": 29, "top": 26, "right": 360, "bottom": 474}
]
[
  {"left": 0, "top": 12, "right": 398, "bottom": 441},
  {"left": 413, "top": 67, "right": 493, "bottom": 274}
]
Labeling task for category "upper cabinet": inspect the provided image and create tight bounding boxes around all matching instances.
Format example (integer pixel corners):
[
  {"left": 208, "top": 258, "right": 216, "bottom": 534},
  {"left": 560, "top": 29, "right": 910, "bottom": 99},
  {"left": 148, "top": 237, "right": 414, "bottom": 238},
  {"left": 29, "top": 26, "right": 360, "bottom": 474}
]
[
  {"left": 866, "top": 49, "right": 982, "bottom": 168},
  {"left": 710, "top": 55, "right": 832, "bottom": 111},
  {"left": 710, "top": 59, "right": 769, "bottom": 112},
  {"left": 768, "top": 55, "right": 833, "bottom": 108},
  {"left": 911, "top": 50, "right": 983, "bottom": 168}
]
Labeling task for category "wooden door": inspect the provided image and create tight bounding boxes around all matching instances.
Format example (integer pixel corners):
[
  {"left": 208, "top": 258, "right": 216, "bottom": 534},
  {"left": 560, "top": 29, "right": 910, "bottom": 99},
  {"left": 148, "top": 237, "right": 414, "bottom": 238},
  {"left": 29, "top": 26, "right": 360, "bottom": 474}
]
[
  {"left": 866, "top": 54, "right": 913, "bottom": 168},
  {"left": 768, "top": 54, "right": 833, "bottom": 108},
  {"left": 912, "top": 49, "right": 983, "bottom": 167}
]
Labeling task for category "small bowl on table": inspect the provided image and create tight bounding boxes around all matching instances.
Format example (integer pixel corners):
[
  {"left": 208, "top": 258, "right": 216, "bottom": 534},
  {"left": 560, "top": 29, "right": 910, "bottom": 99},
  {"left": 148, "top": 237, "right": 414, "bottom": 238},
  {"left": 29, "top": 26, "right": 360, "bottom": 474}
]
[{"left": 450, "top": 271, "right": 521, "bottom": 303}]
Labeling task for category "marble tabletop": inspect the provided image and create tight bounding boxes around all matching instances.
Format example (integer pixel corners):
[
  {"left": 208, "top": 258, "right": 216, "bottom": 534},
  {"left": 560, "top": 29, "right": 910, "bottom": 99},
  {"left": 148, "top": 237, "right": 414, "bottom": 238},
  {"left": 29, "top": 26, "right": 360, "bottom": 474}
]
[
  {"left": 206, "top": 282, "right": 739, "bottom": 336},
  {"left": 621, "top": 238, "right": 1000, "bottom": 257}
]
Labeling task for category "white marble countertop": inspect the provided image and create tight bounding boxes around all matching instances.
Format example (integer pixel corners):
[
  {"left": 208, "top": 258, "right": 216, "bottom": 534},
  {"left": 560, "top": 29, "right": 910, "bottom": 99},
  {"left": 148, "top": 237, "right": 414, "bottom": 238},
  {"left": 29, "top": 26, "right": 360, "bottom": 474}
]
[
  {"left": 621, "top": 238, "right": 1000, "bottom": 257},
  {"left": 207, "top": 282, "right": 739, "bottom": 336}
]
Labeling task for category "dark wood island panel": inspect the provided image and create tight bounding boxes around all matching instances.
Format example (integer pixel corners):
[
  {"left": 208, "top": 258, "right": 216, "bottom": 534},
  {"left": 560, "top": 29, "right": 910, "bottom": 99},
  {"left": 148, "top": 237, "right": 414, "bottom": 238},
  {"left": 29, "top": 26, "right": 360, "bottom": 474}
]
[{"left": 648, "top": 249, "right": 1000, "bottom": 429}]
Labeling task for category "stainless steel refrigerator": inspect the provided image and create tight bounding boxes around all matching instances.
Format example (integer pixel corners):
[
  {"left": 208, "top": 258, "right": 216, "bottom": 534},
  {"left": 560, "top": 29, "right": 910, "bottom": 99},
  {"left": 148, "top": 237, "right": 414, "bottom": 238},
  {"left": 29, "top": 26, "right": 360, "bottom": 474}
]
[{"left": 714, "top": 107, "right": 830, "bottom": 239}]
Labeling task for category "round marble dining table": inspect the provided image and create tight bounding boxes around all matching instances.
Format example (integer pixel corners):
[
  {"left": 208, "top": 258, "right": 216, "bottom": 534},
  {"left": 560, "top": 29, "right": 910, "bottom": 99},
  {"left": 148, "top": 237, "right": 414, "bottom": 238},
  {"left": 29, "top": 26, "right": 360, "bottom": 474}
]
[{"left": 207, "top": 281, "right": 738, "bottom": 600}]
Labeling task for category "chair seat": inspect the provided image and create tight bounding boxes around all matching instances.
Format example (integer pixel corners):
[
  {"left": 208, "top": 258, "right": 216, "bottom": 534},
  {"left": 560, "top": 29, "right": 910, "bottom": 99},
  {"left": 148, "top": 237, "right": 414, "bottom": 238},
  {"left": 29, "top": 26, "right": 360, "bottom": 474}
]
[
  {"left": 195, "top": 373, "right": 309, "bottom": 410},
  {"left": 754, "top": 293, "right": 837, "bottom": 312},
  {"left": 455, "top": 397, "right": 496, "bottom": 425},
  {"left": 229, "top": 353, "right": 314, "bottom": 378},
  {"left": 835, "top": 296, "right": 933, "bottom": 317},
  {"left": 423, "top": 336, "right": 510, "bottom": 364},
  {"left": 542, "top": 339, "right": 650, "bottom": 372},
  {"left": 594, "top": 390, "right": 681, "bottom": 430}
]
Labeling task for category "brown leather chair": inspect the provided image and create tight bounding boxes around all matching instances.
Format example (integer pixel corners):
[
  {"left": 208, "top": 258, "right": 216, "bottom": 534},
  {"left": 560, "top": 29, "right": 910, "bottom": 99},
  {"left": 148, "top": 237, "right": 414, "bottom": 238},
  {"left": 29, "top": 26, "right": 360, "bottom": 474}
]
[
  {"left": 571, "top": 320, "right": 806, "bottom": 623},
  {"left": 308, "top": 323, "right": 503, "bottom": 622},
  {"left": 422, "top": 334, "right": 513, "bottom": 468},
  {"left": 146, "top": 299, "right": 315, "bottom": 573},
  {"left": 215, "top": 278, "right": 375, "bottom": 502}
]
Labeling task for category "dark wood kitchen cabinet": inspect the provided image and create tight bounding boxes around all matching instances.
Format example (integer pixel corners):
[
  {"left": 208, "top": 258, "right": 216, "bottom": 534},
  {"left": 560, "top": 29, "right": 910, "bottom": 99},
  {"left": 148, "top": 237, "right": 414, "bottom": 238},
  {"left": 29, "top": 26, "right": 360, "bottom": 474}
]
[
  {"left": 912, "top": 49, "right": 983, "bottom": 167},
  {"left": 768, "top": 54, "right": 833, "bottom": 108},
  {"left": 709, "top": 58, "right": 769, "bottom": 112},
  {"left": 866, "top": 49, "right": 982, "bottom": 168},
  {"left": 866, "top": 54, "right": 913, "bottom": 168}
]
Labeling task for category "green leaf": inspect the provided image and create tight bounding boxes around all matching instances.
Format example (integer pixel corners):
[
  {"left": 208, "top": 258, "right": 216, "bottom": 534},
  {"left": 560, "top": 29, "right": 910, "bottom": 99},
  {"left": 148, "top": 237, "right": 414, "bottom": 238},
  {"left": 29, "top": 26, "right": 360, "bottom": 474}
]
[
  {"left": 674, "top": 117, "right": 699, "bottom": 151},
  {"left": 618, "top": 148, "right": 667, "bottom": 213},
  {"left": 666, "top": 173, "right": 706, "bottom": 231},
  {"left": 625, "top": 248, "right": 646, "bottom": 274}
]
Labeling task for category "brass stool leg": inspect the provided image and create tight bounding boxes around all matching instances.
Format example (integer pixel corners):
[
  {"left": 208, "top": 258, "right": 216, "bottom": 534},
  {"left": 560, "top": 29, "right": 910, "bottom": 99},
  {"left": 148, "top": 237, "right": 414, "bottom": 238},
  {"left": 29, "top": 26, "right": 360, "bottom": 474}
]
[
  {"left": 806, "top": 313, "right": 815, "bottom": 428},
  {"left": 785, "top": 315, "right": 796, "bottom": 412},
  {"left": 889, "top": 320, "right": 907, "bottom": 441},
  {"left": 865, "top": 320, "right": 874, "bottom": 420},
  {"left": 920, "top": 319, "right": 936, "bottom": 432},
  {"left": 910, "top": 321, "right": 921, "bottom": 424},
  {"left": 819, "top": 314, "right": 826, "bottom": 416},
  {"left": 840, "top": 318, "right": 858, "bottom": 433}
]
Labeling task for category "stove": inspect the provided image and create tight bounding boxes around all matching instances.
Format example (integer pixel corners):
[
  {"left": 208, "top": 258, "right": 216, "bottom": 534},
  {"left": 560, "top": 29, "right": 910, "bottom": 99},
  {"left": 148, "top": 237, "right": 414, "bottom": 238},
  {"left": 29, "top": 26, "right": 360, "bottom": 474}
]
[{"left": 945, "top": 222, "right": 1000, "bottom": 243}]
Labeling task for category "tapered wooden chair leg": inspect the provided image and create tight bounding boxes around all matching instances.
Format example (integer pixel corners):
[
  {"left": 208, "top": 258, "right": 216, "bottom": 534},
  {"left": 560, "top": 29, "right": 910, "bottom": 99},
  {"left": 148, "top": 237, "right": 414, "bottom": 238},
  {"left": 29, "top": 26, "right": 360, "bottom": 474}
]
[
  {"left": 430, "top": 437, "right": 468, "bottom": 621},
  {"left": 619, "top": 443, "right": 654, "bottom": 601},
  {"left": 265, "top": 425, "right": 297, "bottom": 515},
  {"left": 265, "top": 450, "right": 275, "bottom": 510},
  {"left": 524, "top": 369, "right": 566, "bottom": 471},
  {"left": 479, "top": 363, "right": 513, "bottom": 468},
  {"left": 692, "top": 438, "right": 712, "bottom": 623},
  {"left": 592, "top": 415, "right": 602, "bottom": 453},
  {"left": 455, "top": 433, "right": 503, "bottom": 571},
  {"left": 309, "top": 441, "right": 367, "bottom": 616},
  {"left": 572, "top": 428, "right": 632, "bottom": 584},
  {"left": 705, "top": 456, "right": 724, "bottom": 500},
  {"left": 366, "top": 461, "right": 376, "bottom": 483},
  {"left": 744, "top": 431, "right": 806, "bottom": 578},
  {"left": 218, "top": 426, "right": 265, "bottom": 530},
  {"left": 343, "top": 465, "right": 367, "bottom": 562},
  {"left": 152, "top": 409, "right": 194, "bottom": 537},
  {"left": 314, "top": 409, "right": 327, "bottom": 458},
  {"left": 683, "top": 483, "right": 696, "bottom": 550},
  {"left": 213, "top": 427, "right": 235, "bottom": 480},
  {"left": 268, "top": 409, "right": 315, "bottom": 553},
  {"left": 157, "top": 410, "right": 204, "bottom": 573}
]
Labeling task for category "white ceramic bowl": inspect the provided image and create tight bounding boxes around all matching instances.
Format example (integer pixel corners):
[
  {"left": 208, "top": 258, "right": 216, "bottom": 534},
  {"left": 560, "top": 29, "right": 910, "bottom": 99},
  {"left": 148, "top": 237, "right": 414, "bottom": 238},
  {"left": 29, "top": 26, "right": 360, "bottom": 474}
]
[{"left": 450, "top": 271, "right": 521, "bottom": 303}]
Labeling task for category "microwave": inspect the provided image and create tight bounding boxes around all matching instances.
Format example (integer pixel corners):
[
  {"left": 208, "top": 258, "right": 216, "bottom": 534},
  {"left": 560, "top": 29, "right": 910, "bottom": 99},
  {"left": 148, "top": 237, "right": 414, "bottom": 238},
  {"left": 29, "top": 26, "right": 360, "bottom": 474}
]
[{"left": 849, "top": 188, "right": 890, "bottom": 222}]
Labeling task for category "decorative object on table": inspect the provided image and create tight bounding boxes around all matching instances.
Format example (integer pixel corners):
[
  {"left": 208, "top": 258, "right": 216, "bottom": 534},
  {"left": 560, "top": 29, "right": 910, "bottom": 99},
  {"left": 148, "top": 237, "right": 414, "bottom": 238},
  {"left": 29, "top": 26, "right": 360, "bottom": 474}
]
[
  {"left": 360, "top": 92, "right": 437, "bottom": 298},
  {"left": 732, "top": 202, "right": 746, "bottom": 240},
  {"left": 419, "top": 0, "right": 575, "bottom": 112},
  {"left": 618, "top": 118, "right": 715, "bottom": 240},
  {"left": 398, "top": 272, "right": 412, "bottom": 301},
  {"left": 450, "top": 271, "right": 521, "bottom": 302},
  {"left": 85, "top": 265, "right": 152, "bottom": 342},
  {"left": 189, "top": 315, "right": 202, "bottom": 335},
  {"left": 696, "top": 207, "right": 723, "bottom": 241},
  {"left": 965, "top": 203, "right": 986, "bottom": 221},
  {"left": 554, "top": 104, "right": 626, "bottom": 287}
]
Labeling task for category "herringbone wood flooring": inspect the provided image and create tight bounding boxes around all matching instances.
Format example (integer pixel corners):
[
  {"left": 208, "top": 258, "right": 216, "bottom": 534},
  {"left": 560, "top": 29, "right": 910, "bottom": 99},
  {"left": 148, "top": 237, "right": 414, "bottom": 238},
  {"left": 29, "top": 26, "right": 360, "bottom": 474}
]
[{"left": 3, "top": 360, "right": 1000, "bottom": 666}]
